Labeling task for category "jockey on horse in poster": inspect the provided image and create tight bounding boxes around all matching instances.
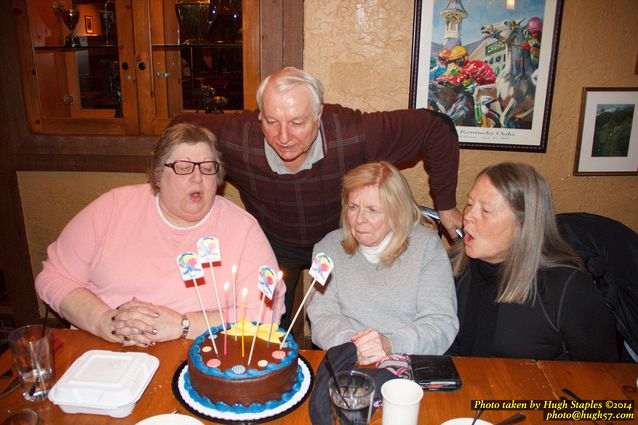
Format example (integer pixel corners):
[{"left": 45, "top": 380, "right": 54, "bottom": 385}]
[{"left": 428, "top": 45, "right": 496, "bottom": 127}]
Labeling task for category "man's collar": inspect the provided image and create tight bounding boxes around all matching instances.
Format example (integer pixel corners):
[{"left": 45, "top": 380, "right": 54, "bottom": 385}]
[{"left": 264, "top": 130, "right": 325, "bottom": 175}]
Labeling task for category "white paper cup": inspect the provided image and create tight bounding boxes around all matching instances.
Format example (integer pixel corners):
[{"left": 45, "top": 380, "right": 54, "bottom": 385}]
[
  {"left": 381, "top": 379, "right": 423, "bottom": 425},
  {"left": 441, "top": 418, "right": 494, "bottom": 425}
]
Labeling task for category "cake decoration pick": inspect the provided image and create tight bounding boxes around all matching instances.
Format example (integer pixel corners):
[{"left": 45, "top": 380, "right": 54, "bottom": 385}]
[
  {"left": 267, "top": 271, "right": 283, "bottom": 347},
  {"left": 279, "top": 253, "right": 334, "bottom": 348},
  {"left": 248, "top": 266, "right": 276, "bottom": 365},
  {"left": 198, "top": 237, "right": 226, "bottom": 334},
  {"left": 240, "top": 287, "right": 247, "bottom": 358},
  {"left": 177, "top": 252, "right": 218, "bottom": 354}
]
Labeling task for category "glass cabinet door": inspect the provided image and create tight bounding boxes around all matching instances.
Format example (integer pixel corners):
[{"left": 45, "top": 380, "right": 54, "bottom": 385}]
[
  {"left": 14, "top": 0, "right": 259, "bottom": 136},
  {"left": 140, "top": 0, "right": 258, "bottom": 134},
  {"left": 16, "top": 0, "right": 139, "bottom": 134}
]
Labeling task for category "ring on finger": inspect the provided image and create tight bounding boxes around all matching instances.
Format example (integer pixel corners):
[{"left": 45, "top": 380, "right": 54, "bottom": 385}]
[{"left": 124, "top": 335, "right": 131, "bottom": 342}]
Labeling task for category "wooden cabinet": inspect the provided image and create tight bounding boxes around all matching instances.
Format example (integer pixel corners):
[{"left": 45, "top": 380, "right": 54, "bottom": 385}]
[{"left": 13, "top": 0, "right": 260, "bottom": 136}]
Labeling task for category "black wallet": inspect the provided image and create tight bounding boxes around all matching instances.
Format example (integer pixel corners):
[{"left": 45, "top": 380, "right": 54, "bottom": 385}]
[{"left": 409, "top": 354, "right": 462, "bottom": 391}]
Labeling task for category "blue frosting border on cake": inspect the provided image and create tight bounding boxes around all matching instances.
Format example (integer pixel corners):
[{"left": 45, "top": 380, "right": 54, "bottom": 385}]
[
  {"left": 188, "top": 322, "right": 298, "bottom": 380},
  {"left": 184, "top": 363, "right": 304, "bottom": 413}
]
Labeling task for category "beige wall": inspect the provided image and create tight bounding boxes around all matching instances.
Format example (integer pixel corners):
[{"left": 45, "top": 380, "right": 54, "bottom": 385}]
[{"left": 19, "top": 0, "right": 638, "bottom": 280}]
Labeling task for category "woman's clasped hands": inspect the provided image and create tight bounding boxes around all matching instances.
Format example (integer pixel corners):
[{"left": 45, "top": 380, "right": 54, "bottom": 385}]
[
  {"left": 103, "top": 297, "right": 183, "bottom": 347},
  {"left": 351, "top": 328, "right": 393, "bottom": 365}
]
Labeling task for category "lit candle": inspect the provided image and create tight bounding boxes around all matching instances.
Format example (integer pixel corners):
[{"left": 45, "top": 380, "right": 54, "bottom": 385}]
[
  {"left": 247, "top": 294, "right": 266, "bottom": 366},
  {"left": 208, "top": 264, "right": 226, "bottom": 333},
  {"left": 241, "top": 287, "right": 247, "bottom": 358},
  {"left": 232, "top": 265, "right": 238, "bottom": 341},
  {"left": 223, "top": 281, "right": 230, "bottom": 356}
]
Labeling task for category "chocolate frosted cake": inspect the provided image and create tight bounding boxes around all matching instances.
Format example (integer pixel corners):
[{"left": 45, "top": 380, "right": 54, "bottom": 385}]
[{"left": 185, "top": 322, "right": 300, "bottom": 413}]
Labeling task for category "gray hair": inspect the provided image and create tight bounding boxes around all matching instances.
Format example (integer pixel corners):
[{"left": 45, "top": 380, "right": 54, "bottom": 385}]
[
  {"left": 256, "top": 67, "right": 324, "bottom": 119},
  {"left": 451, "top": 162, "right": 581, "bottom": 303},
  {"left": 148, "top": 123, "right": 225, "bottom": 195}
]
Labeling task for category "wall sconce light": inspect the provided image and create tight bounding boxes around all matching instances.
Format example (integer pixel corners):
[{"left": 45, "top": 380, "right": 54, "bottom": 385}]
[{"left": 506, "top": 0, "right": 516, "bottom": 10}]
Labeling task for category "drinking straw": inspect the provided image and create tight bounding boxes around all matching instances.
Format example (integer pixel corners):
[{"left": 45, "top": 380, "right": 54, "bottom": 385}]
[
  {"left": 325, "top": 354, "right": 351, "bottom": 409},
  {"left": 29, "top": 305, "right": 50, "bottom": 397}
]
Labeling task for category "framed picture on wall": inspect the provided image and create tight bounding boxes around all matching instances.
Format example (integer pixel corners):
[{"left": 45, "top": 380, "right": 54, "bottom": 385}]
[
  {"left": 409, "top": 0, "right": 564, "bottom": 152},
  {"left": 574, "top": 88, "right": 638, "bottom": 176},
  {"left": 85, "top": 16, "right": 94, "bottom": 34}
]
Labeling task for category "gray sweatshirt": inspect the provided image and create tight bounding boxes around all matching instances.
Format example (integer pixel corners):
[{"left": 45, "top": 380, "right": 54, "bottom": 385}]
[{"left": 307, "top": 225, "right": 459, "bottom": 355}]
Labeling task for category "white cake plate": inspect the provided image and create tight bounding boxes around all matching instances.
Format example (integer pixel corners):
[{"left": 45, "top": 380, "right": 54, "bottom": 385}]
[{"left": 172, "top": 356, "right": 314, "bottom": 424}]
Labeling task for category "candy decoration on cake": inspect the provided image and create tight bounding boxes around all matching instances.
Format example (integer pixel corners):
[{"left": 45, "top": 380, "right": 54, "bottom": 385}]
[
  {"left": 280, "top": 252, "right": 334, "bottom": 348},
  {"left": 177, "top": 252, "right": 218, "bottom": 354},
  {"left": 206, "top": 358, "right": 221, "bottom": 368},
  {"left": 248, "top": 266, "right": 276, "bottom": 365},
  {"left": 197, "top": 237, "right": 226, "bottom": 336},
  {"left": 272, "top": 350, "right": 286, "bottom": 360},
  {"left": 231, "top": 265, "right": 238, "bottom": 340},
  {"left": 267, "top": 271, "right": 283, "bottom": 347},
  {"left": 231, "top": 365, "right": 246, "bottom": 375}
]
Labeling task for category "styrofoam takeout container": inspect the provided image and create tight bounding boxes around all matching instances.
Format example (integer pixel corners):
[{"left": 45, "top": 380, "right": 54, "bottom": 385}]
[{"left": 48, "top": 350, "right": 160, "bottom": 418}]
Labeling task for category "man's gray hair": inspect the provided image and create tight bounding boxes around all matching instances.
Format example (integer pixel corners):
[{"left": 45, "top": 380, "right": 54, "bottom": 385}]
[{"left": 256, "top": 67, "right": 324, "bottom": 119}]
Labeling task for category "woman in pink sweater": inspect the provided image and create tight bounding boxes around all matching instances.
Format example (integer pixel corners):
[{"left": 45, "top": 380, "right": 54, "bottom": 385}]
[{"left": 36, "top": 123, "right": 285, "bottom": 347}]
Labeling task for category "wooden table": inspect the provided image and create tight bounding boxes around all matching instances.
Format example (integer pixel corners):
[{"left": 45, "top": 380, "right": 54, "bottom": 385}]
[{"left": 0, "top": 329, "right": 636, "bottom": 424}]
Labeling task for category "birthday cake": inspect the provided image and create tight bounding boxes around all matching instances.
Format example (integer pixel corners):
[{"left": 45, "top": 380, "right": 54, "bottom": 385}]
[{"left": 185, "top": 321, "right": 300, "bottom": 413}]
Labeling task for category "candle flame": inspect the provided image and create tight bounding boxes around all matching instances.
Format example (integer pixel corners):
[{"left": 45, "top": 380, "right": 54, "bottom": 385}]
[
  {"left": 241, "top": 287, "right": 247, "bottom": 297},
  {"left": 224, "top": 281, "right": 230, "bottom": 290},
  {"left": 232, "top": 264, "right": 238, "bottom": 274}
]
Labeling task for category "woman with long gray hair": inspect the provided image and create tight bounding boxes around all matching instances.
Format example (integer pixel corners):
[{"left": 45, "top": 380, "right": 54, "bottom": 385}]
[{"left": 448, "top": 162, "right": 618, "bottom": 361}]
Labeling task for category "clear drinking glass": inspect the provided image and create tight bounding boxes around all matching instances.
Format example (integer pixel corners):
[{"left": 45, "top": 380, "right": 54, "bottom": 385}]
[
  {"left": 329, "top": 370, "right": 376, "bottom": 425},
  {"left": 8, "top": 325, "right": 55, "bottom": 402}
]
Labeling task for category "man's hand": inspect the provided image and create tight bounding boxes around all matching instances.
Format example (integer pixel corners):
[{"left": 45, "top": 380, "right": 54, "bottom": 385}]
[{"left": 438, "top": 207, "right": 463, "bottom": 239}]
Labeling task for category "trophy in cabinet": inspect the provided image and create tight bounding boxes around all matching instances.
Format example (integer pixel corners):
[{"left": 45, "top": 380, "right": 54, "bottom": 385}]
[
  {"left": 54, "top": 4, "right": 81, "bottom": 48},
  {"left": 99, "top": 1, "right": 116, "bottom": 46},
  {"left": 175, "top": 0, "right": 216, "bottom": 45}
]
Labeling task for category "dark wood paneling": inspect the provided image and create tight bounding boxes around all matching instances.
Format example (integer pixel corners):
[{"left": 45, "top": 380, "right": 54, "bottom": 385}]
[
  {"left": 260, "top": 0, "right": 285, "bottom": 77},
  {"left": 283, "top": 0, "right": 304, "bottom": 69},
  {"left": 0, "top": 2, "right": 40, "bottom": 326}
]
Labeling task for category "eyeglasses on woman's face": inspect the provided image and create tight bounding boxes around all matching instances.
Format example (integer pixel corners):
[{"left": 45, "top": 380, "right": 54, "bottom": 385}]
[{"left": 164, "top": 160, "right": 220, "bottom": 175}]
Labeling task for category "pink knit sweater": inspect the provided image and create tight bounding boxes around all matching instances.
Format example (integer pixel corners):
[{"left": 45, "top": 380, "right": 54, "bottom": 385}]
[{"left": 35, "top": 184, "right": 285, "bottom": 323}]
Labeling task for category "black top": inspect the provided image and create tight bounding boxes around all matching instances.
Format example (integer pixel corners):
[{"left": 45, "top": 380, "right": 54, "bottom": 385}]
[{"left": 448, "top": 259, "right": 619, "bottom": 361}]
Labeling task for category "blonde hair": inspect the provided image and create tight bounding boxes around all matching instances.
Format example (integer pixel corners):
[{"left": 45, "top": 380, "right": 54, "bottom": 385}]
[
  {"left": 340, "top": 162, "right": 423, "bottom": 267},
  {"left": 148, "top": 123, "right": 225, "bottom": 194},
  {"left": 451, "top": 162, "right": 581, "bottom": 303}
]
